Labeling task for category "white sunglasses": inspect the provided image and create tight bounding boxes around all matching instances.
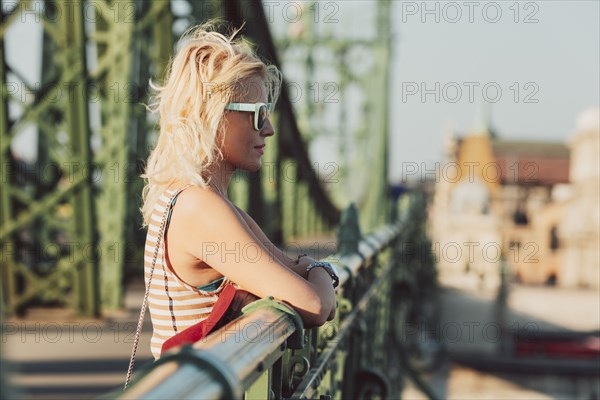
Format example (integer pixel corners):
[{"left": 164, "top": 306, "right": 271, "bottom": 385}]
[{"left": 225, "top": 102, "right": 272, "bottom": 131}]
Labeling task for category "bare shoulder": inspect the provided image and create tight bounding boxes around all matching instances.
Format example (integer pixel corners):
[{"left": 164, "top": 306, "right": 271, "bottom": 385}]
[
  {"left": 175, "top": 183, "right": 219, "bottom": 201},
  {"left": 169, "top": 185, "right": 245, "bottom": 236},
  {"left": 166, "top": 184, "right": 248, "bottom": 269},
  {"left": 173, "top": 185, "right": 230, "bottom": 219}
]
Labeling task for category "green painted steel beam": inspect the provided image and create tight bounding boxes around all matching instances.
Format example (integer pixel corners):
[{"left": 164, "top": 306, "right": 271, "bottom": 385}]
[
  {"left": 151, "top": 0, "right": 174, "bottom": 79},
  {"left": 0, "top": 3, "right": 16, "bottom": 315},
  {"left": 60, "top": 0, "right": 98, "bottom": 316},
  {"left": 93, "top": 0, "right": 136, "bottom": 312}
]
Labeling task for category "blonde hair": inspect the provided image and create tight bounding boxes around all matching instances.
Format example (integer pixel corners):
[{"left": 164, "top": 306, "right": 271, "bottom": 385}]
[{"left": 141, "top": 22, "right": 282, "bottom": 226}]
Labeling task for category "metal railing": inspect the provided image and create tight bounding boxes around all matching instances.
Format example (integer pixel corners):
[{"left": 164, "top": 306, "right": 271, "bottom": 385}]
[{"left": 116, "top": 198, "right": 421, "bottom": 399}]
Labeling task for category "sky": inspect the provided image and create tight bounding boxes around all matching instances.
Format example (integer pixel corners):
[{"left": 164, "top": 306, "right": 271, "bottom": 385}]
[{"left": 388, "top": 0, "right": 600, "bottom": 181}]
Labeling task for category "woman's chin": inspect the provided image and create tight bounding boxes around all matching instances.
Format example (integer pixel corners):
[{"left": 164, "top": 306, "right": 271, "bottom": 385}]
[{"left": 240, "top": 161, "right": 262, "bottom": 172}]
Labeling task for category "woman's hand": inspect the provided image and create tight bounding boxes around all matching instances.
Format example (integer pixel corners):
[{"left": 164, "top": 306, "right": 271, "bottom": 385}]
[{"left": 288, "top": 255, "right": 315, "bottom": 279}]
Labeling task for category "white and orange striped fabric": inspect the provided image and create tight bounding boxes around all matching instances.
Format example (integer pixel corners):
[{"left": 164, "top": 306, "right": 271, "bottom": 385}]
[{"left": 144, "top": 186, "right": 229, "bottom": 359}]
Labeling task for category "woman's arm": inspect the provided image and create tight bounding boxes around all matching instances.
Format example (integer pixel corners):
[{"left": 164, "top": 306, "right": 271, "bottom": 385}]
[
  {"left": 168, "top": 186, "right": 336, "bottom": 327},
  {"left": 231, "top": 204, "right": 314, "bottom": 278},
  {"left": 231, "top": 205, "right": 338, "bottom": 321},
  {"left": 232, "top": 205, "right": 337, "bottom": 321}
]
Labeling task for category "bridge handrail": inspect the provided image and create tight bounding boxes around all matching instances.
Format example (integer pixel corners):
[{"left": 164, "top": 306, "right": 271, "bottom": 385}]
[
  {"left": 120, "top": 306, "right": 296, "bottom": 399},
  {"left": 117, "top": 218, "right": 403, "bottom": 399}
]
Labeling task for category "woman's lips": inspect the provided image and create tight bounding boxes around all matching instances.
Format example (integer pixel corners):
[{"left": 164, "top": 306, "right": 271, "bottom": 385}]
[{"left": 255, "top": 145, "right": 265, "bottom": 155}]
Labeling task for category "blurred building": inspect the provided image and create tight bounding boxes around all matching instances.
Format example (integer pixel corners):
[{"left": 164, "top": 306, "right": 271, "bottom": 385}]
[
  {"left": 431, "top": 107, "right": 599, "bottom": 290},
  {"left": 560, "top": 108, "right": 600, "bottom": 288}
]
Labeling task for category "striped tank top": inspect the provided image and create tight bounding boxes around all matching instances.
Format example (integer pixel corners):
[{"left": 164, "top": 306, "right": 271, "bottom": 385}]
[{"left": 144, "top": 185, "right": 230, "bottom": 359}]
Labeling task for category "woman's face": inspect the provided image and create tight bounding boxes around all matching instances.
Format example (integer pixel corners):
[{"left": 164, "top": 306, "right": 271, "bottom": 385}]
[{"left": 221, "top": 74, "right": 274, "bottom": 172}]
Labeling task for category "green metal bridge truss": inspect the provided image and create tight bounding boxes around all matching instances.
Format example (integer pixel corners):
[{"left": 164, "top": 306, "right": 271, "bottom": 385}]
[{"left": 0, "top": 0, "right": 393, "bottom": 317}]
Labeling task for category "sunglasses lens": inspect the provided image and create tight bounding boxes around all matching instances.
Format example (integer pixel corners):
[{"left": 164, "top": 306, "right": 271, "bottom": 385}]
[{"left": 257, "top": 105, "right": 268, "bottom": 130}]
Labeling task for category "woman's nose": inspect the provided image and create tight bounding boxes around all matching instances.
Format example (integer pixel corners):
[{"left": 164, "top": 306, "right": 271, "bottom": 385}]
[{"left": 261, "top": 118, "right": 275, "bottom": 137}]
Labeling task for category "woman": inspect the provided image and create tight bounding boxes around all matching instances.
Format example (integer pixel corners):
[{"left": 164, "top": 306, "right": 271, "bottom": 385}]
[{"left": 141, "top": 23, "right": 337, "bottom": 359}]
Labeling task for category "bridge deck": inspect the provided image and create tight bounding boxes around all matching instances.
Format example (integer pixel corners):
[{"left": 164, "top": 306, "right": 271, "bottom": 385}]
[{"left": 401, "top": 285, "right": 600, "bottom": 399}]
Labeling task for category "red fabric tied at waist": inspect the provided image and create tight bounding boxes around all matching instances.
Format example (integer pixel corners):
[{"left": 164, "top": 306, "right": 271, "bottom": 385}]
[{"left": 160, "top": 284, "right": 237, "bottom": 355}]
